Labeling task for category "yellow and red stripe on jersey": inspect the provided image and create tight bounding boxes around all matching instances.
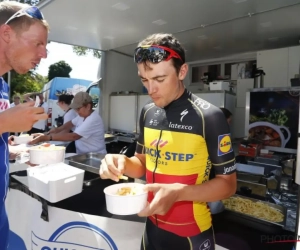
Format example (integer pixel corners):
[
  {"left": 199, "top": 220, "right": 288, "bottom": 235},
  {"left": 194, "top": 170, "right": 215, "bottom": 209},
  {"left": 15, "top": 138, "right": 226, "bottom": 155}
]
[{"left": 144, "top": 127, "right": 212, "bottom": 237}]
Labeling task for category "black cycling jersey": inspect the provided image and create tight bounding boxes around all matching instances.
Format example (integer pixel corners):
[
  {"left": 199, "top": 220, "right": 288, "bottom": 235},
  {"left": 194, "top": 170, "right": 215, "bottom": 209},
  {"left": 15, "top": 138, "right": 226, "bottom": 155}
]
[{"left": 136, "top": 89, "right": 236, "bottom": 239}]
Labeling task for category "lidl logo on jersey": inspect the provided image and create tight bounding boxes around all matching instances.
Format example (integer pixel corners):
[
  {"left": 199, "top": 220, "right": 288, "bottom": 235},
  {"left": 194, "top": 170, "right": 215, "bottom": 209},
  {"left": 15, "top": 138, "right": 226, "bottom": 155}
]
[
  {"left": 145, "top": 139, "right": 194, "bottom": 165},
  {"left": 218, "top": 134, "right": 233, "bottom": 156}
]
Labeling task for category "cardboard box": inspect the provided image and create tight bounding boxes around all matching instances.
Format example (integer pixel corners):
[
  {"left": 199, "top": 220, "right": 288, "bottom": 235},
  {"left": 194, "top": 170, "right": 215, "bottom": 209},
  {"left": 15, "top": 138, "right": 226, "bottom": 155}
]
[
  {"left": 238, "top": 140, "right": 262, "bottom": 158},
  {"left": 209, "top": 81, "right": 230, "bottom": 91}
]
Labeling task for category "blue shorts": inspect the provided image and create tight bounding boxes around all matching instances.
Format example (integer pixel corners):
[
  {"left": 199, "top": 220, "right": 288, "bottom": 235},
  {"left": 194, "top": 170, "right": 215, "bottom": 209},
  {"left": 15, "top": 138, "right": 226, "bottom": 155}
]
[{"left": 0, "top": 206, "right": 9, "bottom": 250}]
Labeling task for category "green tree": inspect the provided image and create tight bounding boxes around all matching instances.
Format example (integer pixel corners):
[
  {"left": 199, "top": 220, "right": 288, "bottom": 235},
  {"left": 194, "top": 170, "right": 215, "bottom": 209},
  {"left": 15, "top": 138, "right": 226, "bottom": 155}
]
[
  {"left": 47, "top": 60, "right": 72, "bottom": 81},
  {"left": 73, "top": 46, "right": 101, "bottom": 59},
  {"left": 9, "top": 71, "right": 46, "bottom": 97}
]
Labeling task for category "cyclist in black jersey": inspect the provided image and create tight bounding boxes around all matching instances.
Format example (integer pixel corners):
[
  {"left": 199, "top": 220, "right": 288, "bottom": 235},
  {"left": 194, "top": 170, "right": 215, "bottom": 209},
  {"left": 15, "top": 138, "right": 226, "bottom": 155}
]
[{"left": 100, "top": 33, "right": 237, "bottom": 250}]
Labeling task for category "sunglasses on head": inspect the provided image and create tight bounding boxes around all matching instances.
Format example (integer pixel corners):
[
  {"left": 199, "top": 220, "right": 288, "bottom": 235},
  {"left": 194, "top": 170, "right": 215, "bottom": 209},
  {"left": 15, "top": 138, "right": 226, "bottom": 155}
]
[
  {"left": 134, "top": 45, "right": 183, "bottom": 64},
  {"left": 5, "top": 6, "right": 44, "bottom": 25}
]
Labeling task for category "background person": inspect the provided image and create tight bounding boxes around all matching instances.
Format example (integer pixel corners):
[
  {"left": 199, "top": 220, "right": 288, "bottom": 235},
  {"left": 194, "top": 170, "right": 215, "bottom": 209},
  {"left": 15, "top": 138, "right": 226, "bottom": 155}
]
[
  {"left": 0, "top": 2, "right": 48, "bottom": 248},
  {"left": 29, "top": 92, "right": 106, "bottom": 154},
  {"left": 220, "top": 107, "right": 233, "bottom": 125},
  {"left": 100, "top": 33, "right": 236, "bottom": 250},
  {"left": 55, "top": 94, "right": 77, "bottom": 131},
  {"left": 10, "top": 95, "right": 20, "bottom": 107}
]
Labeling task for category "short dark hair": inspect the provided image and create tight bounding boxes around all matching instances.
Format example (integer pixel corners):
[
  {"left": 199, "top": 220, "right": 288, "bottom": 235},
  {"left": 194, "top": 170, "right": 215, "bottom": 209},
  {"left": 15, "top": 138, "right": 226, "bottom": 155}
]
[
  {"left": 58, "top": 94, "right": 74, "bottom": 105},
  {"left": 220, "top": 107, "right": 232, "bottom": 119},
  {"left": 137, "top": 33, "right": 185, "bottom": 74}
]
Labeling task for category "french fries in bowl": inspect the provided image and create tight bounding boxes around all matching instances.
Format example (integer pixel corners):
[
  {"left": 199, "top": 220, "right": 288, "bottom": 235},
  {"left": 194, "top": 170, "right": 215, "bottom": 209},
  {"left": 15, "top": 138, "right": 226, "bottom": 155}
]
[{"left": 104, "top": 182, "right": 148, "bottom": 215}]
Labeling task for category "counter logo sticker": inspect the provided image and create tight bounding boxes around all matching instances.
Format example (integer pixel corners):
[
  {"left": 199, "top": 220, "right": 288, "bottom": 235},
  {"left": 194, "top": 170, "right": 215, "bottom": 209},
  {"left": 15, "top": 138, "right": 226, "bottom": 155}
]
[
  {"left": 218, "top": 134, "right": 233, "bottom": 156},
  {"left": 31, "top": 221, "right": 118, "bottom": 250}
]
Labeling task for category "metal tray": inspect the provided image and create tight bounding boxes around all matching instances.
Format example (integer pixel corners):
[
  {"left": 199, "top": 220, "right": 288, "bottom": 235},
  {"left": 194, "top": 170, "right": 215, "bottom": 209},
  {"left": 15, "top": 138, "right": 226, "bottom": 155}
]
[
  {"left": 237, "top": 180, "right": 267, "bottom": 197},
  {"left": 65, "top": 153, "right": 106, "bottom": 174},
  {"left": 237, "top": 172, "right": 262, "bottom": 183},
  {"left": 223, "top": 194, "right": 287, "bottom": 233},
  {"left": 104, "top": 134, "right": 117, "bottom": 144}
]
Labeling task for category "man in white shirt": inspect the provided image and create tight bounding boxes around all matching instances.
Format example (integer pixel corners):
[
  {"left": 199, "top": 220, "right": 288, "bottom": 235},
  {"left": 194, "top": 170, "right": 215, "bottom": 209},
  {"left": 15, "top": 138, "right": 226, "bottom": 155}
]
[{"left": 29, "top": 91, "right": 106, "bottom": 154}]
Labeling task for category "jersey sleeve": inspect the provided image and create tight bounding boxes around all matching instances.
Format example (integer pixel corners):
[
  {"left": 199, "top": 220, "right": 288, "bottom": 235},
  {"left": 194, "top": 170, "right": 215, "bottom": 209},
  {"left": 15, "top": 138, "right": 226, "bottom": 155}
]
[
  {"left": 136, "top": 107, "right": 145, "bottom": 154},
  {"left": 205, "top": 108, "right": 236, "bottom": 175}
]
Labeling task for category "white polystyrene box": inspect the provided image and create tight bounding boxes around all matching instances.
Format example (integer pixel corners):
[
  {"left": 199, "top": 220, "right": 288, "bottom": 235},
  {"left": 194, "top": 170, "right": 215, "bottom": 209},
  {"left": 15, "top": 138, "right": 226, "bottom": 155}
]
[
  {"left": 27, "top": 162, "right": 84, "bottom": 203},
  {"left": 209, "top": 81, "right": 230, "bottom": 91}
]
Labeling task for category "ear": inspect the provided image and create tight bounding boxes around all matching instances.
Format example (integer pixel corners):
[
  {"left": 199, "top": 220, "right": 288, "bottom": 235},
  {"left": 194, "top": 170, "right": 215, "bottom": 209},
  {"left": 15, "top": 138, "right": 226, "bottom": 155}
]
[
  {"left": 0, "top": 24, "right": 13, "bottom": 43},
  {"left": 178, "top": 63, "right": 188, "bottom": 81}
]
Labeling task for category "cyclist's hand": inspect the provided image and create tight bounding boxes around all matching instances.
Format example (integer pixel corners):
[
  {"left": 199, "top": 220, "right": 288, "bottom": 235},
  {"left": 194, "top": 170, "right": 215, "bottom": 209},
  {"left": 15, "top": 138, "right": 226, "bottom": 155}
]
[{"left": 99, "top": 154, "right": 127, "bottom": 182}]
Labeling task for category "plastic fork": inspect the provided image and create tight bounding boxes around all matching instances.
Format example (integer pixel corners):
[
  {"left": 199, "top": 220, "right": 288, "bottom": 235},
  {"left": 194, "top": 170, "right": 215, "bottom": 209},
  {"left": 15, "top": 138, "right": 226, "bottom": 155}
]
[{"left": 34, "top": 95, "right": 40, "bottom": 107}]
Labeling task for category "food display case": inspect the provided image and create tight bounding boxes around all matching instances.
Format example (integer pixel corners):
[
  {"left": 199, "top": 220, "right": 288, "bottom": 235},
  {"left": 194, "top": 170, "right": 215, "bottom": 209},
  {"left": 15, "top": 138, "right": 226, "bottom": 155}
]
[
  {"left": 234, "top": 87, "right": 300, "bottom": 239},
  {"left": 246, "top": 87, "right": 300, "bottom": 154}
]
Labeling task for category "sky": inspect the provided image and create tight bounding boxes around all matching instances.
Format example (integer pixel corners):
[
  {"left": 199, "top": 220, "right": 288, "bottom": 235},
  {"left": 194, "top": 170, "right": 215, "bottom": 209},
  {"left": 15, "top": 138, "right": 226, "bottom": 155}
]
[{"left": 35, "top": 42, "right": 100, "bottom": 82}]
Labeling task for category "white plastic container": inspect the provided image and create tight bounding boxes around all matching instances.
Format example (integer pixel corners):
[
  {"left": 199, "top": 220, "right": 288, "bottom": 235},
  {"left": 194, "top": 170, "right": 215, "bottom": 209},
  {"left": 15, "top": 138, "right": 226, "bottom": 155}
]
[
  {"left": 104, "top": 183, "right": 148, "bottom": 215},
  {"left": 209, "top": 81, "right": 230, "bottom": 91},
  {"left": 14, "top": 134, "right": 33, "bottom": 145},
  {"left": 27, "top": 162, "right": 84, "bottom": 203},
  {"left": 29, "top": 144, "right": 65, "bottom": 165}
]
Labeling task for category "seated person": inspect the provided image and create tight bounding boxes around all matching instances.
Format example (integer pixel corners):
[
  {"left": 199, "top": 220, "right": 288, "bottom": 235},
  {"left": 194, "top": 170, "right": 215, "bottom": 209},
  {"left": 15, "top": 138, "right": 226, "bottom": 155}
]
[
  {"left": 220, "top": 107, "right": 233, "bottom": 125},
  {"left": 29, "top": 92, "right": 106, "bottom": 155},
  {"left": 56, "top": 94, "right": 77, "bottom": 131}
]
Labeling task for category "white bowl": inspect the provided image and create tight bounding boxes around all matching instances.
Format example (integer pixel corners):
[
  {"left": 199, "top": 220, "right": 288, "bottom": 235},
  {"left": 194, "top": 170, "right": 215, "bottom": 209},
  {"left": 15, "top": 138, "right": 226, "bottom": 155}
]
[
  {"left": 104, "top": 182, "right": 148, "bottom": 215},
  {"left": 29, "top": 144, "right": 65, "bottom": 165},
  {"left": 14, "top": 134, "right": 33, "bottom": 145}
]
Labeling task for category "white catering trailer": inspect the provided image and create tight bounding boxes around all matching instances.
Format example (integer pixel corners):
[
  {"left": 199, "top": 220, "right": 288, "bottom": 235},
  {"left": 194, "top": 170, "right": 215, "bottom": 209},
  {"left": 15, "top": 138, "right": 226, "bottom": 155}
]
[{"left": 6, "top": 1, "right": 300, "bottom": 249}]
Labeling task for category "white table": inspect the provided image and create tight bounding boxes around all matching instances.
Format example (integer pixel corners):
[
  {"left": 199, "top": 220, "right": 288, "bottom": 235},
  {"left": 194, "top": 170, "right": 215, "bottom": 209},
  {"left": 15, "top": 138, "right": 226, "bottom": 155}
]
[
  {"left": 8, "top": 158, "right": 228, "bottom": 250},
  {"left": 6, "top": 187, "right": 228, "bottom": 250}
]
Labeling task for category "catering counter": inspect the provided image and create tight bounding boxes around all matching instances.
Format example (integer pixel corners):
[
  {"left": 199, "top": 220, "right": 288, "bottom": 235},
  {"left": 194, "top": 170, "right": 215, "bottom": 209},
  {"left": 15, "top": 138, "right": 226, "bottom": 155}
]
[
  {"left": 7, "top": 160, "right": 228, "bottom": 250},
  {"left": 6, "top": 135, "right": 297, "bottom": 250}
]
